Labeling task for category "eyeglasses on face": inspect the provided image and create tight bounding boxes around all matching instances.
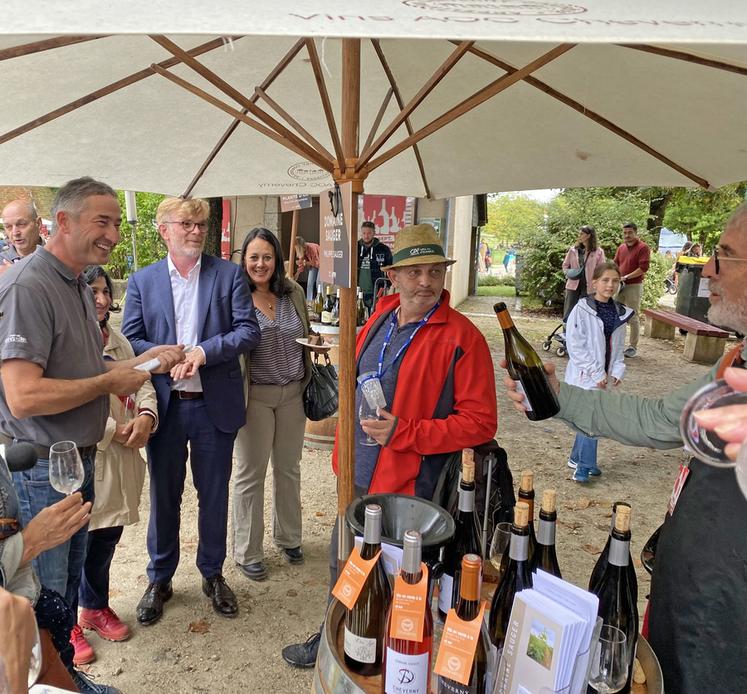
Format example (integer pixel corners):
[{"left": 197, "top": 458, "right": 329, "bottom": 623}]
[
  {"left": 164, "top": 220, "right": 208, "bottom": 233},
  {"left": 712, "top": 246, "right": 747, "bottom": 274}
]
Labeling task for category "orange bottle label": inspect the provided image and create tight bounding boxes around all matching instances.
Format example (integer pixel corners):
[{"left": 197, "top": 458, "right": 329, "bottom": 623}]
[
  {"left": 331, "top": 546, "right": 382, "bottom": 610},
  {"left": 433, "top": 601, "right": 486, "bottom": 686},
  {"left": 389, "top": 563, "right": 429, "bottom": 642}
]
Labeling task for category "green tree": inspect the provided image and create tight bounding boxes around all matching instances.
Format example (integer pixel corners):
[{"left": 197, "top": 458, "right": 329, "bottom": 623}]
[{"left": 483, "top": 194, "right": 546, "bottom": 247}]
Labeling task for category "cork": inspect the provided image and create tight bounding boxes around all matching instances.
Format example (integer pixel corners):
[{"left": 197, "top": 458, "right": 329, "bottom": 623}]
[
  {"left": 614, "top": 504, "right": 631, "bottom": 532},
  {"left": 541, "top": 489, "right": 557, "bottom": 514},
  {"left": 462, "top": 449, "right": 475, "bottom": 483},
  {"left": 520, "top": 470, "right": 534, "bottom": 492},
  {"left": 514, "top": 501, "right": 530, "bottom": 527}
]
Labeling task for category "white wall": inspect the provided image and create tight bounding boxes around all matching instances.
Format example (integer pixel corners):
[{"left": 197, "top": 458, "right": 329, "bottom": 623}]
[{"left": 445, "top": 196, "right": 474, "bottom": 307}]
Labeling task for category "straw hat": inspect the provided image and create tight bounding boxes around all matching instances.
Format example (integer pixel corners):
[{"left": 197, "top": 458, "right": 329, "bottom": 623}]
[{"left": 381, "top": 223, "right": 456, "bottom": 270}]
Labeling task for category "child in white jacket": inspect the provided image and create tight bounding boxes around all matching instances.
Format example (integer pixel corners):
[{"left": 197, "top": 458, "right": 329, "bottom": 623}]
[{"left": 565, "top": 261, "right": 634, "bottom": 482}]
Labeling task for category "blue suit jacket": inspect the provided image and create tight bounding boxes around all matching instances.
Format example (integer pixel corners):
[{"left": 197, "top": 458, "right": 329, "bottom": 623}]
[{"left": 121, "top": 254, "right": 260, "bottom": 433}]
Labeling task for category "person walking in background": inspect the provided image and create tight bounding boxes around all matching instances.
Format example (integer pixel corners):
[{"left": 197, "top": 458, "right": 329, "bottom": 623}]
[
  {"left": 613, "top": 222, "right": 650, "bottom": 357},
  {"left": 564, "top": 262, "right": 633, "bottom": 482},
  {"left": 71, "top": 266, "right": 158, "bottom": 666},
  {"left": 357, "top": 220, "right": 392, "bottom": 310},
  {"left": 293, "top": 236, "right": 320, "bottom": 302},
  {"left": 233, "top": 228, "right": 313, "bottom": 583},
  {"left": 122, "top": 197, "right": 260, "bottom": 625},
  {"left": 561, "top": 225, "right": 605, "bottom": 321}
]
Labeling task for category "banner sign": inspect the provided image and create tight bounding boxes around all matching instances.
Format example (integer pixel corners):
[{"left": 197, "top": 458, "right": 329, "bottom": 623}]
[
  {"left": 360, "top": 195, "right": 415, "bottom": 247},
  {"left": 319, "top": 182, "right": 353, "bottom": 287},
  {"left": 280, "top": 194, "right": 313, "bottom": 212}
]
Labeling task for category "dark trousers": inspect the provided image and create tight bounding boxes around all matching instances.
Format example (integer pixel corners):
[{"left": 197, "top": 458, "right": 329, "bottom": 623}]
[
  {"left": 78, "top": 525, "right": 124, "bottom": 610},
  {"left": 146, "top": 397, "right": 236, "bottom": 582}
]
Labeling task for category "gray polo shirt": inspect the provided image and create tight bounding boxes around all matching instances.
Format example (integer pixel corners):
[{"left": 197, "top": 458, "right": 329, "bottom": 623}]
[{"left": 0, "top": 247, "right": 107, "bottom": 447}]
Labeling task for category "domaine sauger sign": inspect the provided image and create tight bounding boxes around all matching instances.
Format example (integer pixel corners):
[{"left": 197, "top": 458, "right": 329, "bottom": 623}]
[{"left": 400, "top": 1, "right": 588, "bottom": 16}]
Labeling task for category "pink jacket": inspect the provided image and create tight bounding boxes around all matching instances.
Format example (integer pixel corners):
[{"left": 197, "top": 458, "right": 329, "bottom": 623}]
[{"left": 562, "top": 246, "right": 605, "bottom": 291}]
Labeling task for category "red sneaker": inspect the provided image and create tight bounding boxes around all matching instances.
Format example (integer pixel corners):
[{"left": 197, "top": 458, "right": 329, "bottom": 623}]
[
  {"left": 70, "top": 624, "right": 95, "bottom": 666},
  {"left": 79, "top": 607, "right": 131, "bottom": 642}
]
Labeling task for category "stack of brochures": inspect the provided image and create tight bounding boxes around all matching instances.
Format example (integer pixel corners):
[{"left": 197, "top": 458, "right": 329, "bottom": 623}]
[{"left": 494, "top": 570, "right": 600, "bottom": 694}]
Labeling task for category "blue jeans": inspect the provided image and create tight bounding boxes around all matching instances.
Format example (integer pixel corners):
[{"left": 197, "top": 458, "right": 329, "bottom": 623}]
[
  {"left": 570, "top": 433, "right": 599, "bottom": 472},
  {"left": 306, "top": 266, "right": 319, "bottom": 302},
  {"left": 79, "top": 525, "right": 124, "bottom": 610},
  {"left": 13, "top": 453, "right": 95, "bottom": 615}
]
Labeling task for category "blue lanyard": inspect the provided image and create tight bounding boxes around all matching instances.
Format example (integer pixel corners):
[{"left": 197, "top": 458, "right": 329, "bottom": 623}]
[{"left": 376, "top": 301, "right": 440, "bottom": 379}]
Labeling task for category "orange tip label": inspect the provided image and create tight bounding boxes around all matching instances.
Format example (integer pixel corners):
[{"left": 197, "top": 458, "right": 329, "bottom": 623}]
[
  {"left": 433, "top": 602, "right": 486, "bottom": 686},
  {"left": 332, "top": 546, "right": 382, "bottom": 610},
  {"left": 389, "top": 563, "right": 429, "bottom": 642}
]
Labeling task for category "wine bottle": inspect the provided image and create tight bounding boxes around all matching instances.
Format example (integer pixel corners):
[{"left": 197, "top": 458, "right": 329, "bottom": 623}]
[
  {"left": 331, "top": 288, "right": 341, "bottom": 327},
  {"left": 530, "top": 489, "right": 562, "bottom": 578},
  {"left": 313, "top": 282, "right": 324, "bottom": 321},
  {"left": 493, "top": 302, "right": 560, "bottom": 421},
  {"left": 383, "top": 531, "right": 432, "bottom": 694},
  {"left": 356, "top": 289, "right": 368, "bottom": 326},
  {"left": 517, "top": 470, "right": 537, "bottom": 565},
  {"left": 589, "top": 504, "right": 639, "bottom": 693},
  {"left": 321, "top": 286, "right": 334, "bottom": 325},
  {"left": 488, "top": 502, "right": 533, "bottom": 651},
  {"left": 439, "top": 449, "right": 483, "bottom": 620},
  {"left": 589, "top": 502, "right": 637, "bottom": 597},
  {"left": 437, "top": 554, "right": 490, "bottom": 694},
  {"left": 343, "top": 504, "right": 392, "bottom": 676}
]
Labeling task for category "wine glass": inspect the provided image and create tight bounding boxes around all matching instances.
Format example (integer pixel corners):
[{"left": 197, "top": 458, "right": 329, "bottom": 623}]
[
  {"left": 588, "top": 625, "right": 628, "bottom": 693},
  {"left": 27, "top": 617, "right": 42, "bottom": 687},
  {"left": 488, "top": 522, "right": 512, "bottom": 582},
  {"left": 357, "top": 372, "right": 386, "bottom": 447},
  {"left": 48, "top": 441, "right": 85, "bottom": 495},
  {"left": 358, "top": 399, "right": 380, "bottom": 447}
]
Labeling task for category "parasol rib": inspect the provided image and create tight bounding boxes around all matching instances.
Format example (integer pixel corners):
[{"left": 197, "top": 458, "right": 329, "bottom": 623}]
[
  {"left": 620, "top": 44, "right": 747, "bottom": 78},
  {"left": 151, "top": 64, "right": 334, "bottom": 173},
  {"left": 182, "top": 38, "right": 306, "bottom": 198},
  {"left": 0, "top": 37, "right": 231, "bottom": 147},
  {"left": 459, "top": 42, "right": 710, "bottom": 189},
  {"left": 370, "top": 39, "right": 431, "bottom": 200},
  {"left": 367, "top": 44, "right": 575, "bottom": 173},
  {"left": 0, "top": 35, "right": 105, "bottom": 62},
  {"left": 150, "top": 35, "right": 334, "bottom": 172},
  {"left": 361, "top": 87, "right": 394, "bottom": 156},
  {"left": 305, "top": 39, "right": 346, "bottom": 169},
  {"left": 356, "top": 39, "right": 474, "bottom": 172}
]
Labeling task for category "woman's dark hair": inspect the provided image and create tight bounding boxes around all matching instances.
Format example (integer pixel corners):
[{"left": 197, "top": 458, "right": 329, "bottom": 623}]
[
  {"left": 82, "top": 265, "right": 120, "bottom": 326},
  {"left": 579, "top": 225, "right": 598, "bottom": 252},
  {"left": 592, "top": 260, "right": 621, "bottom": 280},
  {"left": 240, "top": 227, "right": 289, "bottom": 296}
]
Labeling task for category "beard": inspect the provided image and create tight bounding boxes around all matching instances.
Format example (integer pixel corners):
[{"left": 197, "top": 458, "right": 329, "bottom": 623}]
[{"left": 707, "top": 291, "right": 747, "bottom": 334}]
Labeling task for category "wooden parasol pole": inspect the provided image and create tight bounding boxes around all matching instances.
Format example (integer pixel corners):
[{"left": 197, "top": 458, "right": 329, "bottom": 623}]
[
  {"left": 335, "top": 38, "right": 365, "bottom": 567},
  {"left": 288, "top": 209, "right": 298, "bottom": 278}
]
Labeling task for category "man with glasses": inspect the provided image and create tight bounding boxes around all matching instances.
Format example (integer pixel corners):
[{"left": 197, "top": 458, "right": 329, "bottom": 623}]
[
  {"left": 0, "top": 199, "right": 44, "bottom": 272},
  {"left": 122, "top": 197, "right": 260, "bottom": 625},
  {"left": 500, "top": 204, "right": 747, "bottom": 694}
]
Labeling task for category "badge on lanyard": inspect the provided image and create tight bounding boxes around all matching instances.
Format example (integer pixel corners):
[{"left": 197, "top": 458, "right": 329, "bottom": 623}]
[{"left": 667, "top": 463, "right": 690, "bottom": 516}]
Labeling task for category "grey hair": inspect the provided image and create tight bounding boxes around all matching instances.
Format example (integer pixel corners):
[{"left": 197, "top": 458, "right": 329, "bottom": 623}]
[
  {"left": 727, "top": 201, "right": 747, "bottom": 233},
  {"left": 2, "top": 199, "right": 38, "bottom": 220},
  {"left": 50, "top": 177, "right": 118, "bottom": 228}
]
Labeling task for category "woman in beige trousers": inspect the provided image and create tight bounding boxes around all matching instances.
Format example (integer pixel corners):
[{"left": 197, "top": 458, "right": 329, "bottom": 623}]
[{"left": 233, "top": 228, "right": 313, "bottom": 581}]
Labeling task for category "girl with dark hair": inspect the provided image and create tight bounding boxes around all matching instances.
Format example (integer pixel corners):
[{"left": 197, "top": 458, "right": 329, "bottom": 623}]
[
  {"left": 71, "top": 267, "right": 158, "bottom": 666},
  {"left": 233, "top": 228, "right": 314, "bottom": 582},
  {"left": 561, "top": 224, "right": 606, "bottom": 320}
]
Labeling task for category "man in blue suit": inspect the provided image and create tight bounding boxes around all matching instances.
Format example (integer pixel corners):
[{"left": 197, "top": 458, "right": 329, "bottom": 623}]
[{"left": 122, "top": 197, "right": 260, "bottom": 624}]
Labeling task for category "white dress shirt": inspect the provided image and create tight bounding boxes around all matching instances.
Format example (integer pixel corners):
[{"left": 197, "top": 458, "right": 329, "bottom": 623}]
[{"left": 167, "top": 254, "right": 203, "bottom": 392}]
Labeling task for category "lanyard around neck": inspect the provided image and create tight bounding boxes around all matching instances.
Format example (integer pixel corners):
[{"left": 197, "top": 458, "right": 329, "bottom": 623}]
[{"left": 376, "top": 301, "right": 440, "bottom": 379}]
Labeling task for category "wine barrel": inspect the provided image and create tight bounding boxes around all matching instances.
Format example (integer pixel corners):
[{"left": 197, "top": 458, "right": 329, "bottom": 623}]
[{"left": 304, "top": 415, "right": 338, "bottom": 451}]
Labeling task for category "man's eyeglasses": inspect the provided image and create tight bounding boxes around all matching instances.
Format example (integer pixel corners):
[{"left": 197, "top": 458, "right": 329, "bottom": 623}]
[
  {"left": 712, "top": 246, "right": 747, "bottom": 274},
  {"left": 164, "top": 220, "right": 208, "bottom": 233}
]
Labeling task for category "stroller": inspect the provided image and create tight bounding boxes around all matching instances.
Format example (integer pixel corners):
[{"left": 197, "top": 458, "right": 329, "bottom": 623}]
[{"left": 542, "top": 322, "right": 567, "bottom": 358}]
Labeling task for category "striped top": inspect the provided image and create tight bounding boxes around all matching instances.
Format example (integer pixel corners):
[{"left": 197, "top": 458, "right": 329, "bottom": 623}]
[{"left": 250, "top": 293, "right": 305, "bottom": 385}]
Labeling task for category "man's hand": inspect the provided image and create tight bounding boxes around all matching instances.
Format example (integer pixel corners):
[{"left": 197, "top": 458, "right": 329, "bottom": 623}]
[
  {"left": 123, "top": 414, "right": 153, "bottom": 449},
  {"left": 0, "top": 587, "right": 36, "bottom": 694},
  {"left": 360, "top": 408, "right": 397, "bottom": 446},
  {"left": 500, "top": 358, "right": 560, "bottom": 414},
  {"left": 694, "top": 367, "right": 747, "bottom": 461},
  {"left": 21, "top": 493, "right": 91, "bottom": 565},
  {"left": 141, "top": 345, "right": 186, "bottom": 374},
  {"left": 102, "top": 366, "right": 150, "bottom": 397},
  {"left": 170, "top": 347, "right": 206, "bottom": 381}
]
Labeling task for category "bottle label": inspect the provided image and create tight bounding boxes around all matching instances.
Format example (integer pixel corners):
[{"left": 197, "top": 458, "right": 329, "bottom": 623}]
[
  {"left": 509, "top": 533, "right": 529, "bottom": 562},
  {"left": 515, "top": 380, "right": 533, "bottom": 412},
  {"left": 321, "top": 311, "right": 332, "bottom": 324},
  {"left": 458, "top": 488, "right": 475, "bottom": 513},
  {"left": 433, "top": 602, "right": 487, "bottom": 686},
  {"left": 438, "top": 573, "right": 454, "bottom": 614},
  {"left": 609, "top": 537, "right": 630, "bottom": 567},
  {"left": 332, "top": 546, "right": 382, "bottom": 609},
  {"left": 385, "top": 648, "right": 430, "bottom": 694},
  {"left": 537, "top": 518, "right": 556, "bottom": 546},
  {"left": 390, "top": 564, "right": 429, "bottom": 642},
  {"left": 344, "top": 625, "right": 377, "bottom": 664}
]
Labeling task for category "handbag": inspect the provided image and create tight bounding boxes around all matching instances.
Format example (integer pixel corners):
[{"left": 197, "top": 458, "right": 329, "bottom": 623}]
[
  {"left": 564, "top": 247, "right": 588, "bottom": 279},
  {"left": 303, "top": 351, "right": 339, "bottom": 421}
]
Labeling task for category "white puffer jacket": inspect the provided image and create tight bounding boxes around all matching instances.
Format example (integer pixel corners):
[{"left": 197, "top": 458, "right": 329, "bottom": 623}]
[{"left": 564, "top": 296, "right": 634, "bottom": 391}]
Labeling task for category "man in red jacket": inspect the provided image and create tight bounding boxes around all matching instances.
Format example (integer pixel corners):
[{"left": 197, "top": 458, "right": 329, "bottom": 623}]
[{"left": 282, "top": 223, "right": 498, "bottom": 667}]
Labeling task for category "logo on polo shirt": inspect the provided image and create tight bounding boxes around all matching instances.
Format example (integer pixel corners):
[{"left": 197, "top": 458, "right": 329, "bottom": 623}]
[{"left": 5, "top": 334, "right": 27, "bottom": 344}]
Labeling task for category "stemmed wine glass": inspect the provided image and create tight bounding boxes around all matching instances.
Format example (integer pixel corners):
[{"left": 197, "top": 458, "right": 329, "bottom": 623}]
[
  {"left": 357, "top": 372, "right": 387, "bottom": 447},
  {"left": 588, "top": 625, "right": 628, "bottom": 693},
  {"left": 27, "top": 617, "right": 42, "bottom": 687},
  {"left": 488, "top": 522, "right": 512, "bottom": 583},
  {"left": 358, "top": 399, "right": 380, "bottom": 447},
  {"left": 48, "top": 441, "right": 85, "bottom": 495}
]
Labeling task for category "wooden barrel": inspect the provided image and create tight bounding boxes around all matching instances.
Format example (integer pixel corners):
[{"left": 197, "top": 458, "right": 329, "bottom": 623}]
[{"left": 304, "top": 415, "right": 338, "bottom": 451}]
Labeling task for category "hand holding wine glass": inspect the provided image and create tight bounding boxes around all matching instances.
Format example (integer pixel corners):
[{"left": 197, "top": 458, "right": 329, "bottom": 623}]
[
  {"left": 48, "top": 441, "right": 85, "bottom": 495},
  {"left": 588, "top": 625, "right": 628, "bottom": 693}
]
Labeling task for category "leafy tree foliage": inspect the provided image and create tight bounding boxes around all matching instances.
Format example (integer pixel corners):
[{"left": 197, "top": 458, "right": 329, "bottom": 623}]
[{"left": 483, "top": 194, "right": 545, "bottom": 246}]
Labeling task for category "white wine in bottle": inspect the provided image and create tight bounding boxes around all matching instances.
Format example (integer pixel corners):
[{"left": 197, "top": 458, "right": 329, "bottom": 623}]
[{"left": 530, "top": 489, "right": 562, "bottom": 578}]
